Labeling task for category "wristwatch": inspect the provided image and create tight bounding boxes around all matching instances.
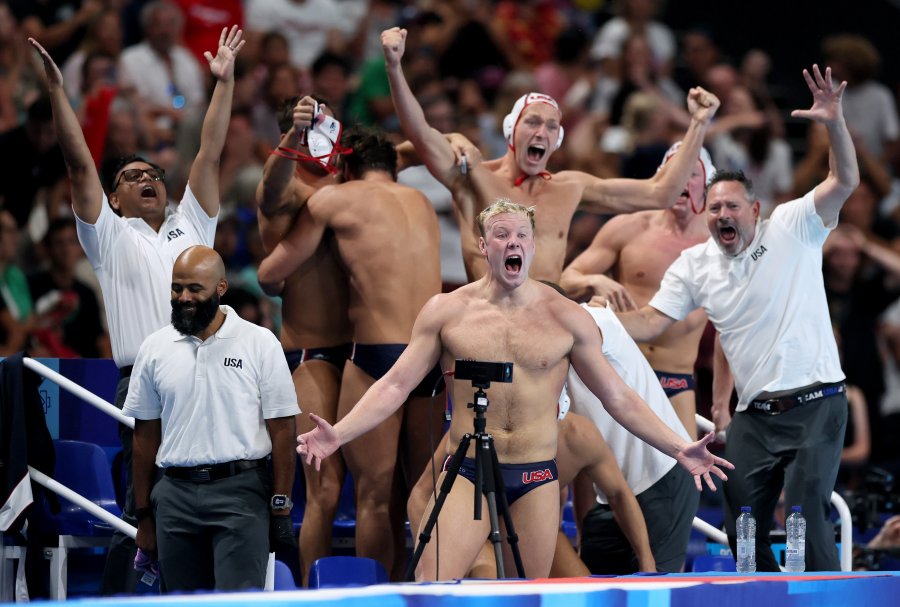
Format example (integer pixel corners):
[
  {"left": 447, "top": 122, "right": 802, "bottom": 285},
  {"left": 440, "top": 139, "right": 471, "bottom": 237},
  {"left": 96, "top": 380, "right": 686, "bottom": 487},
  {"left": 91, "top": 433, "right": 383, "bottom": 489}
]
[{"left": 270, "top": 494, "right": 293, "bottom": 511}]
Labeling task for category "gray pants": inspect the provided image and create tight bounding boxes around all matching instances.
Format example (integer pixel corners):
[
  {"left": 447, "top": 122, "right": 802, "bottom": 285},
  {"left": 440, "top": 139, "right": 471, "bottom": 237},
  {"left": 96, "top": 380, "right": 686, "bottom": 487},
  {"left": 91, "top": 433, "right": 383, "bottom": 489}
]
[
  {"left": 580, "top": 464, "right": 699, "bottom": 573},
  {"left": 100, "top": 374, "right": 140, "bottom": 595},
  {"left": 152, "top": 467, "right": 271, "bottom": 591},
  {"left": 723, "top": 393, "right": 847, "bottom": 572}
]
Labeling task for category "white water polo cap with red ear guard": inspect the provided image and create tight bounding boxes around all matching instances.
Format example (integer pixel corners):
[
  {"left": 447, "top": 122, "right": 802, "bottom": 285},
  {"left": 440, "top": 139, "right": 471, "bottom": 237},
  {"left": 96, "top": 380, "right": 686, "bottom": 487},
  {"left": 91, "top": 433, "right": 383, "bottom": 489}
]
[
  {"left": 657, "top": 140, "right": 716, "bottom": 186},
  {"left": 657, "top": 140, "right": 716, "bottom": 214},
  {"left": 503, "top": 92, "right": 565, "bottom": 151}
]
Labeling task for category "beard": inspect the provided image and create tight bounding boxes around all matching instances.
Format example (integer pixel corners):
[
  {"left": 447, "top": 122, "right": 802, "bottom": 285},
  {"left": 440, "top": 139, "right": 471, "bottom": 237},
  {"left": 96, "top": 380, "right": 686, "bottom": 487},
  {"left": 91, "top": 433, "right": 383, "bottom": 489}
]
[{"left": 171, "top": 292, "right": 220, "bottom": 336}]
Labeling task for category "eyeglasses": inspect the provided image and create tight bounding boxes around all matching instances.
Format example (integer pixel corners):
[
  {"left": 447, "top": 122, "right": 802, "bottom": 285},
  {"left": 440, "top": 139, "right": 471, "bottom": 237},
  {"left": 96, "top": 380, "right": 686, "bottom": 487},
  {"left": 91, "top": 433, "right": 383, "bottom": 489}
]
[{"left": 114, "top": 167, "right": 165, "bottom": 190}]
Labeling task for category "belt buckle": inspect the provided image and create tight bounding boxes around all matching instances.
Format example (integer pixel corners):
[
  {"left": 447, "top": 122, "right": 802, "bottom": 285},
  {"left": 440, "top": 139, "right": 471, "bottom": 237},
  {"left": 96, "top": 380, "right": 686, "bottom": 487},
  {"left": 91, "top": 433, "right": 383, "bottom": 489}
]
[
  {"left": 190, "top": 467, "right": 212, "bottom": 482},
  {"left": 754, "top": 399, "right": 780, "bottom": 415}
]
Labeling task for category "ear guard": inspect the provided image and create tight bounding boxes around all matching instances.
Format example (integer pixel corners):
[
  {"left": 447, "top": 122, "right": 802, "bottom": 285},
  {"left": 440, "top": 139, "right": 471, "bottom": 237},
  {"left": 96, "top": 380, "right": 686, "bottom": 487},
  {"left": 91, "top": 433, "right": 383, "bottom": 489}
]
[{"left": 502, "top": 92, "right": 564, "bottom": 151}]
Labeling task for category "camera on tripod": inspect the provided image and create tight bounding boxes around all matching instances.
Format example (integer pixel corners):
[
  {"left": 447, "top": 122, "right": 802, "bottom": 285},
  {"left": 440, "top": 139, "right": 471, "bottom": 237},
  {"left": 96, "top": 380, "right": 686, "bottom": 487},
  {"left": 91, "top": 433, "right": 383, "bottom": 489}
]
[
  {"left": 454, "top": 359, "right": 513, "bottom": 387},
  {"left": 843, "top": 467, "right": 900, "bottom": 532}
]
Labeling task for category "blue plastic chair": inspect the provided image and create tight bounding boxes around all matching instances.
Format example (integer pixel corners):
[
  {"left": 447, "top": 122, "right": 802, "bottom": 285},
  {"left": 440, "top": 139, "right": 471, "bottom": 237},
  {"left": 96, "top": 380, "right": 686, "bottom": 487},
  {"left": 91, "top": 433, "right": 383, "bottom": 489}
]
[
  {"left": 45, "top": 440, "right": 122, "bottom": 536},
  {"left": 273, "top": 559, "right": 298, "bottom": 590},
  {"left": 308, "top": 556, "right": 388, "bottom": 589},
  {"left": 691, "top": 554, "right": 737, "bottom": 572}
]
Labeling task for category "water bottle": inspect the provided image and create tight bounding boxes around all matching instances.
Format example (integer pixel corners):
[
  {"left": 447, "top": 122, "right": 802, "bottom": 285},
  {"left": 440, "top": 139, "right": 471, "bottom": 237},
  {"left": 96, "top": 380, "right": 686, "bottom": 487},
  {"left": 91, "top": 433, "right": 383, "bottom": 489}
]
[
  {"left": 736, "top": 506, "right": 756, "bottom": 573},
  {"left": 785, "top": 505, "right": 807, "bottom": 572}
]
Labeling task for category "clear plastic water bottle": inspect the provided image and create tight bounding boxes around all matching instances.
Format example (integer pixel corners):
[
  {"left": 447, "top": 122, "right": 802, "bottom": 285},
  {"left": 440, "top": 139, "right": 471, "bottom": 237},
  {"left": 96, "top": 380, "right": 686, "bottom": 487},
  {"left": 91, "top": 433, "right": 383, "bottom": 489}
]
[
  {"left": 736, "top": 506, "right": 756, "bottom": 573},
  {"left": 785, "top": 505, "right": 807, "bottom": 572}
]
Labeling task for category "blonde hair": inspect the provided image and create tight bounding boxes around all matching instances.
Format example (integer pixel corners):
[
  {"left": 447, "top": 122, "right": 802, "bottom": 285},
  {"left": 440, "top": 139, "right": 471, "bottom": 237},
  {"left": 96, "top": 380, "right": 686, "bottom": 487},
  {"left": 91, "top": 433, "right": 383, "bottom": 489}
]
[{"left": 477, "top": 198, "right": 536, "bottom": 237}]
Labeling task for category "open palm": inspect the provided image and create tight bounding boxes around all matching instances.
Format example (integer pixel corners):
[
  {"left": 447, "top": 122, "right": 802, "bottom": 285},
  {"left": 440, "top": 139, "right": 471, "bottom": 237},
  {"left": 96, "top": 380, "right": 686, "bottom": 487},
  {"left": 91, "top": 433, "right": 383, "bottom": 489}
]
[
  {"left": 204, "top": 25, "right": 245, "bottom": 82},
  {"left": 791, "top": 64, "right": 846, "bottom": 124}
]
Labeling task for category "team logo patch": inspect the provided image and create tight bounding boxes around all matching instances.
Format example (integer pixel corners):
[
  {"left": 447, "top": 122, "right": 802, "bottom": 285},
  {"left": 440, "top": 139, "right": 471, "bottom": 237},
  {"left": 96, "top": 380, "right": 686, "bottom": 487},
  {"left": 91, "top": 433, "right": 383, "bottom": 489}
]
[
  {"left": 522, "top": 468, "right": 554, "bottom": 484},
  {"left": 660, "top": 377, "right": 689, "bottom": 391}
]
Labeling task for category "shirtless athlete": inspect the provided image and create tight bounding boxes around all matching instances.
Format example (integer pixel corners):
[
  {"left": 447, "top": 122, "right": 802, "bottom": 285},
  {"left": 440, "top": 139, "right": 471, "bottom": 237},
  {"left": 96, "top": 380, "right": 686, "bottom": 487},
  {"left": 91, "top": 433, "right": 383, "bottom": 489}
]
[
  {"left": 257, "top": 125, "right": 443, "bottom": 577},
  {"left": 380, "top": 27, "right": 720, "bottom": 283},
  {"left": 296, "top": 200, "right": 732, "bottom": 581},
  {"left": 561, "top": 143, "right": 717, "bottom": 438}
]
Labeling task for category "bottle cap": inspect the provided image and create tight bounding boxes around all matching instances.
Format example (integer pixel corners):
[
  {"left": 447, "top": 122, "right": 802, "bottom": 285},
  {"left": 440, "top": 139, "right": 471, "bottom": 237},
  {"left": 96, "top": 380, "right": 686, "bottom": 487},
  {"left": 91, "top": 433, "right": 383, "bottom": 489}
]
[
  {"left": 792, "top": 505, "right": 802, "bottom": 512},
  {"left": 741, "top": 506, "right": 751, "bottom": 512}
]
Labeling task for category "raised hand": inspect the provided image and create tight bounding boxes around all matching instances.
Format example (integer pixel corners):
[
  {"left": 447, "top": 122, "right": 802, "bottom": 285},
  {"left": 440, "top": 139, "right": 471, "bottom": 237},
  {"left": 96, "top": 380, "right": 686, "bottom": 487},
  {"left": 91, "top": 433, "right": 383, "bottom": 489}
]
[
  {"left": 292, "top": 96, "right": 321, "bottom": 132},
  {"left": 589, "top": 274, "right": 637, "bottom": 312},
  {"left": 675, "top": 431, "right": 734, "bottom": 491},
  {"left": 28, "top": 38, "right": 63, "bottom": 88},
  {"left": 381, "top": 27, "right": 407, "bottom": 69},
  {"left": 791, "top": 64, "right": 847, "bottom": 126},
  {"left": 686, "top": 86, "right": 720, "bottom": 125},
  {"left": 204, "top": 25, "right": 245, "bottom": 82},
  {"left": 296, "top": 413, "right": 340, "bottom": 471}
]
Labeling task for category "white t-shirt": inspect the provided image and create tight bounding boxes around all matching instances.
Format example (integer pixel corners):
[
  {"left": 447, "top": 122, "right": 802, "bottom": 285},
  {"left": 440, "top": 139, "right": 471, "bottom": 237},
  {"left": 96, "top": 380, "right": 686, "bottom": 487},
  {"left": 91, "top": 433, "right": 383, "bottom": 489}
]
[
  {"left": 75, "top": 185, "right": 217, "bottom": 367},
  {"left": 842, "top": 81, "right": 900, "bottom": 160},
  {"left": 567, "top": 305, "right": 689, "bottom": 502},
  {"left": 245, "top": 0, "right": 357, "bottom": 69},
  {"left": 122, "top": 305, "right": 300, "bottom": 467},
  {"left": 589, "top": 18, "right": 676, "bottom": 66},
  {"left": 117, "top": 43, "right": 205, "bottom": 128},
  {"left": 650, "top": 191, "right": 845, "bottom": 410}
]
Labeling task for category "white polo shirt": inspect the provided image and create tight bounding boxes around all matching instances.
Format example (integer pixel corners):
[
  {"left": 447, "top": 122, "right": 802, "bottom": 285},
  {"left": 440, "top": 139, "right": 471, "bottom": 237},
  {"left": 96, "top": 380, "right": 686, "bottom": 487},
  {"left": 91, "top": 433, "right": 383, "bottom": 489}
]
[
  {"left": 122, "top": 306, "right": 300, "bottom": 468},
  {"left": 649, "top": 190, "right": 845, "bottom": 410},
  {"left": 568, "top": 305, "right": 689, "bottom": 502},
  {"left": 75, "top": 185, "right": 217, "bottom": 367}
]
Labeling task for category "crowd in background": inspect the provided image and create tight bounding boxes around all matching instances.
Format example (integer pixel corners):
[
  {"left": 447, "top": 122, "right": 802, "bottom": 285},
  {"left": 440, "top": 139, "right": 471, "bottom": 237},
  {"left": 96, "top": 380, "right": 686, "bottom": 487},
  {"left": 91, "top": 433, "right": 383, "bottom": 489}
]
[{"left": 1, "top": 0, "right": 900, "bottom": 483}]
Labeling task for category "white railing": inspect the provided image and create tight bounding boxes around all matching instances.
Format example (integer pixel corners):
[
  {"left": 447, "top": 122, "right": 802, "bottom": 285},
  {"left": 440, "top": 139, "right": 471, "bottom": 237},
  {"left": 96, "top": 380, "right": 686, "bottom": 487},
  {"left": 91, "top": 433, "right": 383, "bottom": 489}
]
[
  {"left": 17, "top": 356, "right": 277, "bottom": 595},
  {"left": 23, "top": 358, "right": 134, "bottom": 428},
  {"left": 693, "top": 413, "right": 853, "bottom": 571}
]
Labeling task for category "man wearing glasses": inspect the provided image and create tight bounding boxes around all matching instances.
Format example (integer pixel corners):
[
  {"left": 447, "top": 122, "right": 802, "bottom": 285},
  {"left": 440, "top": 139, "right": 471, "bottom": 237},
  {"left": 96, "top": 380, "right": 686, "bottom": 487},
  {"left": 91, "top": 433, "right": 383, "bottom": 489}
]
[{"left": 29, "top": 25, "right": 245, "bottom": 594}]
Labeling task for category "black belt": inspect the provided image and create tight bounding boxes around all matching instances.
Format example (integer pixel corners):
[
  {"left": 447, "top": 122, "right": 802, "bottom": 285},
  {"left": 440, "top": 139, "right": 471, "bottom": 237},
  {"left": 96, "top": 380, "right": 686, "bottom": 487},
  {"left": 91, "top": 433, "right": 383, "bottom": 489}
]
[
  {"left": 747, "top": 382, "right": 846, "bottom": 416},
  {"left": 118, "top": 365, "right": 134, "bottom": 379},
  {"left": 164, "top": 458, "right": 267, "bottom": 482}
]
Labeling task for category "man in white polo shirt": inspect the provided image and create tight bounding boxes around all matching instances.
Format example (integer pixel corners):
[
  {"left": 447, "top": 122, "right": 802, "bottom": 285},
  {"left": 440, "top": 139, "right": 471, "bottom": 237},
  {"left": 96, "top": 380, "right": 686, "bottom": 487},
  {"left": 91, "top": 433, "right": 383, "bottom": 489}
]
[
  {"left": 568, "top": 303, "right": 697, "bottom": 574},
  {"left": 29, "top": 26, "right": 245, "bottom": 593},
  {"left": 618, "top": 65, "right": 859, "bottom": 571},
  {"left": 124, "top": 246, "right": 299, "bottom": 591}
]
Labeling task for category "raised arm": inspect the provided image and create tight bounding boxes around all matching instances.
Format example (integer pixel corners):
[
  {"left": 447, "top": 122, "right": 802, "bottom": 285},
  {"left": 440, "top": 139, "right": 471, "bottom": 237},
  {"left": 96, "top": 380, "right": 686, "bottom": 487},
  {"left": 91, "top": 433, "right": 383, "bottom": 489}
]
[
  {"left": 255, "top": 190, "right": 330, "bottom": 290},
  {"left": 28, "top": 38, "right": 103, "bottom": 223},
  {"left": 561, "top": 216, "right": 637, "bottom": 309},
  {"left": 382, "top": 28, "right": 459, "bottom": 187},
  {"left": 576, "top": 87, "right": 720, "bottom": 214},
  {"left": 791, "top": 65, "right": 859, "bottom": 226},
  {"left": 568, "top": 306, "right": 732, "bottom": 490},
  {"left": 188, "top": 26, "right": 246, "bottom": 217},
  {"left": 257, "top": 96, "right": 319, "bottom": 216},
  {"left": 297, "top": 294, "right": 447, "bottom": 470}
]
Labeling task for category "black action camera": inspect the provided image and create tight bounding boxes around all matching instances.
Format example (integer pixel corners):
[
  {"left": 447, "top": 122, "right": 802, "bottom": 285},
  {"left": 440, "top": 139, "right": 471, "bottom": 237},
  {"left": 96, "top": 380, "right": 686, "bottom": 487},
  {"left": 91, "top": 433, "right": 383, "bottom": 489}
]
[{"left": 454, "top": 359, "right": 514, "bottom": 386}]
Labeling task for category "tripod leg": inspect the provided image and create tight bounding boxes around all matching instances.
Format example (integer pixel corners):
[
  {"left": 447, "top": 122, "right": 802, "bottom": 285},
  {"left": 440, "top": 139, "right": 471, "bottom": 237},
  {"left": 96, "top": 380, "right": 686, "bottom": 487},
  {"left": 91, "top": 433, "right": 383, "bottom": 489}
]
[
  {"left": 404, "top": 434, "right": 472, "bottom": 581},
  {"left": 477, "top": 435, "right": 506, "bottom": 578},
  {"left": 489, "top": 444, "right": 526, "bottom": 578}
]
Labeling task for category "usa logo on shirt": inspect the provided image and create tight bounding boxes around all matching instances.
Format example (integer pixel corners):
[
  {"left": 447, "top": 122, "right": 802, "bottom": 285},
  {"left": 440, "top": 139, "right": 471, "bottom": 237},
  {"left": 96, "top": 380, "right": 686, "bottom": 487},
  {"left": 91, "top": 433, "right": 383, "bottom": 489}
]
[{"left": 224, "top": 358, "right": 243, "bottom": 369}]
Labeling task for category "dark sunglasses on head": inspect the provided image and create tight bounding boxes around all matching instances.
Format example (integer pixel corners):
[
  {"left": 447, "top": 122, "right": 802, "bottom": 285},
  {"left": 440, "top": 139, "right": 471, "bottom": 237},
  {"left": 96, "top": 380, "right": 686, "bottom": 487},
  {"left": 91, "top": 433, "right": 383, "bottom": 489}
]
[{"left": 114, "top": 167, "right": 165, "bottom": 190}]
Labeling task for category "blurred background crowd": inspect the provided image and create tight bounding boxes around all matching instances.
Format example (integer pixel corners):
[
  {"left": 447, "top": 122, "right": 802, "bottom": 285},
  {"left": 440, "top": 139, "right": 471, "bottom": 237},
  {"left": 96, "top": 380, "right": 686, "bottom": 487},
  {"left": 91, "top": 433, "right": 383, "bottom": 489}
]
[{"left": 1, "top": 0, "right": 900, "bottom": 521}]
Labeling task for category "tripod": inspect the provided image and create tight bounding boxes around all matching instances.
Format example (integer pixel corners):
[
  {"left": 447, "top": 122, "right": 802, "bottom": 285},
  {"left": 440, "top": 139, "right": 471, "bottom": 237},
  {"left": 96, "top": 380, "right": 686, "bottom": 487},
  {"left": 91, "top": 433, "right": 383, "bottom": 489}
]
[{"left": 405, "top": 381, "right": 526, "bottom": 581}]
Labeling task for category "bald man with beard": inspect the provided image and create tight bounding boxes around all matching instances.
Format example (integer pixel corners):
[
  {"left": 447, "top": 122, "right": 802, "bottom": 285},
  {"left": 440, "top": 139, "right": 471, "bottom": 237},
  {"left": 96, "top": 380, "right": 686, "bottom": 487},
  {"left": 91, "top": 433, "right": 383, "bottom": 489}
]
[{"left": 124, "top": 246, "right": 299, "bottom": 592}]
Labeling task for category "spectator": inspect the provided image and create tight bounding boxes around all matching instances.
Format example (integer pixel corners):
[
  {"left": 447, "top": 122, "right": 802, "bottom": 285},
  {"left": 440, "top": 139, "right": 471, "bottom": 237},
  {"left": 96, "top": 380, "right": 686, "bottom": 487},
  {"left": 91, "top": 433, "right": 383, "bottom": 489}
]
[
  {"left": 172, "top": 0, "right": 244, "bottom": 67},
  {"left": 0, "top": 96, "right": 66, "bottom": 229},
  {"left": 590, "top": 0, "right": 676, "bottom": 77},
  {"left": 823, "top": 34, "right": 899, "bottom": 166},
  {"left": 117, "top": 0, "right": 206, "bottom": 144},
  {"left": 244, "top": 0, "right": 359, "bottom": 71},
  {"left": 12, "top": 0, "right": 103, "bottom": 64},
  {"left": 27, "top": 218, "right": 110, "bottom": 358},
  {"left": 311, "top": 51, "right": 352, "bottom": 119},
  {"left": 61, "top": 8, "right": 122, "bottom": 105}
]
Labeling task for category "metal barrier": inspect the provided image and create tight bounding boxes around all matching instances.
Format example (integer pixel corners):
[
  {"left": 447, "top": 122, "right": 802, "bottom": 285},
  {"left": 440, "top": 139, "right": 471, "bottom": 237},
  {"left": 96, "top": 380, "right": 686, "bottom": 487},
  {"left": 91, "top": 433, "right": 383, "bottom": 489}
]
[
  {"left": 693, "top": 413, "right": 852, "bottom": 571},
  {"left": 14, "top": 357, "right": 277, "bottom": 597}
]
